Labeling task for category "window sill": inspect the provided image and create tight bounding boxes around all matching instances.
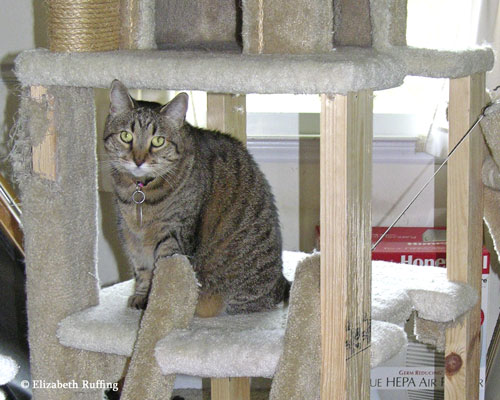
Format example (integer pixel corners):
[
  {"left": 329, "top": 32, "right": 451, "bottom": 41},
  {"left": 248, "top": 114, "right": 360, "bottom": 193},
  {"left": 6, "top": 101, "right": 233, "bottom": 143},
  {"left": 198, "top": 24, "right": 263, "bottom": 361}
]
[{"left": 247, "top": 137, "right": 436, "bottom": 165}]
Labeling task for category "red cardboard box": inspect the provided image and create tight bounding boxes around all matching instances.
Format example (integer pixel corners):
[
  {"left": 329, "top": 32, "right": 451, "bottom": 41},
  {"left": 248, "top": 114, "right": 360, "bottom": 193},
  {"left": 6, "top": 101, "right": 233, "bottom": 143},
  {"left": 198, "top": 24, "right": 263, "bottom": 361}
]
[{"left": 372, "top": 226, "right": 489, "bottom": 272}]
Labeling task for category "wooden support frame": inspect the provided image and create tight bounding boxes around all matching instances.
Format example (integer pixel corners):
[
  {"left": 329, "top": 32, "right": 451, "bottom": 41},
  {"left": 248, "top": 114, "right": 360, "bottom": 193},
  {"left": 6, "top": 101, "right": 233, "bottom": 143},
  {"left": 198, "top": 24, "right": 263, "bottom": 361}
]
[
  {"left": 207, "top": 93, "right": 246, "bottom": 144},
  {"left": 445, "top": 73, "right": 486, "bottom": 399},
  {"left": 320, "top": 91, "right": 373, "bottom": 399},
  {"left": 207, "top": 93, "right": 250, "bottom": 400},
  {"left": 211, "top": 378, "right": 250, "bottom": 400},
  {"left": 30, "top": 86, "right": 57, "bottom": 181}
]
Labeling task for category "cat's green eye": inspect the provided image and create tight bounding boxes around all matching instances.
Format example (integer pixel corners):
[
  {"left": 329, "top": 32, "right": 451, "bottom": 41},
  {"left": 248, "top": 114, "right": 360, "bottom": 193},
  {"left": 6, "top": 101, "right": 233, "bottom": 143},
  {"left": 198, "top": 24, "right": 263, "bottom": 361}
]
[
  {"left": 120, "top": 131, "right": 133, "bottom": 143},
  {"left": 151, "top": 136, "right": 166, "bottom": 148}
]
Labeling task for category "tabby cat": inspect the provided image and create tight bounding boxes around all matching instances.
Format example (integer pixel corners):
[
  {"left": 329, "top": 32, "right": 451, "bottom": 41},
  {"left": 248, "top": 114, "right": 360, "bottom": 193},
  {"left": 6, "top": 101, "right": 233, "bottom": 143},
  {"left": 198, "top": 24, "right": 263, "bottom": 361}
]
[{"left": 104, "top": 80, "right": 288, "bottom": 316}]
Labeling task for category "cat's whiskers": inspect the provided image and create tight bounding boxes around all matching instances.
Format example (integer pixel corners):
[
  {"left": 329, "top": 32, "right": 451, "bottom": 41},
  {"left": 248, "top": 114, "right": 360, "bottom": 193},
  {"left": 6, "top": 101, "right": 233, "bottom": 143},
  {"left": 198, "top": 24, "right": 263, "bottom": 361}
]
[
  {"left": 97, "top": 160, "right": 120, "bottom": 166},
  {"left": 97, "top": 156, "right": 126, "bottom": 165},
  {"left": 151, "top": 163, "right": 178, "bottom": 190},
  {"left": 157, "top": 171, "right": 176, "bottom": 190},
  {"left": 108, "top": 165, "right": 121, "bottom": 176}
]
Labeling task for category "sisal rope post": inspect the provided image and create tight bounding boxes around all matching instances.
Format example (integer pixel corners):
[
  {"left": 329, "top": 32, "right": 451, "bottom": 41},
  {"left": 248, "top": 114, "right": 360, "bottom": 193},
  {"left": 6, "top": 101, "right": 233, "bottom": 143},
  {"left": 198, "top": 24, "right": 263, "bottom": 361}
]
[{"left": 47, "top": 0, "right": 120, "bottom": 52}]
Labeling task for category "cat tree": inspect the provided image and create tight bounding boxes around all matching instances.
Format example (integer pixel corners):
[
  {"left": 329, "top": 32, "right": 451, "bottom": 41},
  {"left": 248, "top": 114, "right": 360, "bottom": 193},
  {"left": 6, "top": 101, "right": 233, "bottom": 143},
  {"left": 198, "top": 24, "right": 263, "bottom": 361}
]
[{"left": 11, "top": 0, "right": 494, "bottom": 399}]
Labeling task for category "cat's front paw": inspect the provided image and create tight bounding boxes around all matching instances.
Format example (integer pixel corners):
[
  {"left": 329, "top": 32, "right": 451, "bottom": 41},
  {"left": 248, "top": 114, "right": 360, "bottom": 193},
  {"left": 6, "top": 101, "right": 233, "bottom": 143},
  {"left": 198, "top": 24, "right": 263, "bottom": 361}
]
[{"left": 128, "top": 293, "right": 148, "bottom": 310}]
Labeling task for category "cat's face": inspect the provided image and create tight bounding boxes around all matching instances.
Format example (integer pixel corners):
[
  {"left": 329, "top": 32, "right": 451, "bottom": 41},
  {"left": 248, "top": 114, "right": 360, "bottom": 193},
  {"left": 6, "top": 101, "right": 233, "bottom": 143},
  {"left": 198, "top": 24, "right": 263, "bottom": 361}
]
[{"left": 104, "top": 80, "right": 189, "bottom": 180}]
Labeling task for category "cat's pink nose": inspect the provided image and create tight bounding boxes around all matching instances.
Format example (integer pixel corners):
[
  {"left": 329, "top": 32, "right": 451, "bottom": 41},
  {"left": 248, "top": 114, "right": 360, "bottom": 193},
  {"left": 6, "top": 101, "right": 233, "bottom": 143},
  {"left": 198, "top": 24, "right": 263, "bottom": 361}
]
[{"left": 134, "top": 159, "right": 145, "bottom": 167}]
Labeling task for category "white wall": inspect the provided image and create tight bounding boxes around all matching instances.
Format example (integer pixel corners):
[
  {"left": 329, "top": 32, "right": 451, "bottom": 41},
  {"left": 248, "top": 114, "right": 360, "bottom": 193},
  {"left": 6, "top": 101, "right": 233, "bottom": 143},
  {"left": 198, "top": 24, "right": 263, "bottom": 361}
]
[
  {"left": 0, "top": 3, "right": 38, "bottom": 56},
  {"left": 373, "top": 140, "right": 447, "bottom": 228}
]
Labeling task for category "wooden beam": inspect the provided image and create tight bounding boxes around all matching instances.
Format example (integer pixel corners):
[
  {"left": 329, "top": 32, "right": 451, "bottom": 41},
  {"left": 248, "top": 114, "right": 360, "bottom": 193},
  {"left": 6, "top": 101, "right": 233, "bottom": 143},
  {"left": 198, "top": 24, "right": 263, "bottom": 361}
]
[
  {"left": 445, "top": 73, "right": 486, "bottom": 400},
  {"left": 207, "top": 93, "right": 250, "bottom": 399},
  {"left": 320, "top": 91, "right": 372, "bottom": 399},
  {"left": 211, "top": 377, "right": 250, "bottom": 400},
  {"left": 207, "top": 93, "right": 246, "bottom": 144},
  {"left": 30, "top": 86, "right": 57, "bottom": 181}
]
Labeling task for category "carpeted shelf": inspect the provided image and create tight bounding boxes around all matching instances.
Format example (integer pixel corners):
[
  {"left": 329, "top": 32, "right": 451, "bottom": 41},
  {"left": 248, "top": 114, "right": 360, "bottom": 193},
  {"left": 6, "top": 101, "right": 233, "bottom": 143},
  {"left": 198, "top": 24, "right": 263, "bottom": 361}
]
[{"left": 57, "top": 251, "right": 477, "bottom": 379}]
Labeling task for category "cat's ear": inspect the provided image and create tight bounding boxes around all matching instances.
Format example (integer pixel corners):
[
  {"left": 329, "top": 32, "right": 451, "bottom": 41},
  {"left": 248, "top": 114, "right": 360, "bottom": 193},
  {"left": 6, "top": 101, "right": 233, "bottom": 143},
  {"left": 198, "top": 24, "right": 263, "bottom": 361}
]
[
  {"left": 109, "top": 79, "right": 134, "bottom": 115},
  {"left": 160, "top": 93, "right": 189, "bottom": 129}
]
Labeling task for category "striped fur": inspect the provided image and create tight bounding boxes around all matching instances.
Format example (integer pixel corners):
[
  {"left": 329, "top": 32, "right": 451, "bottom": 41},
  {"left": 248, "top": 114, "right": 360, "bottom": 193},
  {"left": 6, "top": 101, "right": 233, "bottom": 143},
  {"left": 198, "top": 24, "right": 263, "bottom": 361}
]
[{"left": 104, "top": 80, "right": 287, "bottom": 314}]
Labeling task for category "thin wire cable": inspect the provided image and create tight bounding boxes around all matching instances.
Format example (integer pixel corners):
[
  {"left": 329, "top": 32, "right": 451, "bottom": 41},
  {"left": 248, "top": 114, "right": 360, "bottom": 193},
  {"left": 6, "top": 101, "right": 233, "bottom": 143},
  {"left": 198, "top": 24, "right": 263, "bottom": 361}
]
[{"left": 371, "top": 101, "right": 497, "bottom": 252}]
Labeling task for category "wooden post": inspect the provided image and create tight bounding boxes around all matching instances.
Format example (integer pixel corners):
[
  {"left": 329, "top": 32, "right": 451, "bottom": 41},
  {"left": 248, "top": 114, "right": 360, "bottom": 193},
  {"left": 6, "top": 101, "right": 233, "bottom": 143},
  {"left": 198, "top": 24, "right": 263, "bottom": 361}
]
[
  {"left": 207, "top": 93, "right": 250, "bottom": 400},
  {"left": 320, "top": 91, "right": 372, "bottom": 399},
  {"left": 30, "top": 86, "right": 57, "bottom": 181},
  {"left": 207, "top": 93, "right": 246, "bottom": 143},
  {"left": 445, "top": 73, "right": 486, "bottom": 399},
  {"left": 211, "top": 378, "right": 250, "bottom": 400}
]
